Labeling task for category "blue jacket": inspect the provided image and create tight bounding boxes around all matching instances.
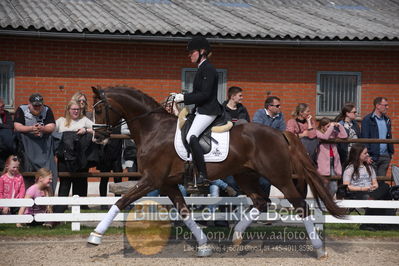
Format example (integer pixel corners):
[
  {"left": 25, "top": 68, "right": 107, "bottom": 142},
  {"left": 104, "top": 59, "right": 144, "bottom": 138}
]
[
  {"left": 252, "top": 109, "right": 286, "bottom": 131},
  {"left": 360, "top": 112, "right": 394, "bottom": 160}
]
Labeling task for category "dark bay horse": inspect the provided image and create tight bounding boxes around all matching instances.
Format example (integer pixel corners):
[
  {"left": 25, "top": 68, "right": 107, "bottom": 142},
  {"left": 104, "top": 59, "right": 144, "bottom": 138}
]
[{"left": 87, "top": 86, "right": 344, "bottom": 258}]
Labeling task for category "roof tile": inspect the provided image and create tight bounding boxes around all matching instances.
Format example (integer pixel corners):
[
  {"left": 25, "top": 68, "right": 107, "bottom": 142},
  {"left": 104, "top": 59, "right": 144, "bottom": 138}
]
[{"left": 0, "top": 0, "right": 397, "bottom": 40}]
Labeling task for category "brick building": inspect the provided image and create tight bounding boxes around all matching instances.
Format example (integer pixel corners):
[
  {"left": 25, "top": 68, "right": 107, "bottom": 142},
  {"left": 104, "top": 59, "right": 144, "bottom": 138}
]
[{"left": 1, "top": 0, "right": 399, "bottom": 166}]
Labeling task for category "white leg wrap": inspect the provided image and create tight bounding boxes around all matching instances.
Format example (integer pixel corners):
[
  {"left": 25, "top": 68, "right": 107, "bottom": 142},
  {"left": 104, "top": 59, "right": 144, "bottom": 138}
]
[
  {"left": 303, "top": 216, "right": 323, "bottom": 249},
  {"left": 234, "top": 207, "right": 260, "bottom": 233},
  {"left": 183, "top": 217, "right": 207, "bottom": 246},
  {"left": 95, "top": 205, "right": 120, "bottom": 235}
]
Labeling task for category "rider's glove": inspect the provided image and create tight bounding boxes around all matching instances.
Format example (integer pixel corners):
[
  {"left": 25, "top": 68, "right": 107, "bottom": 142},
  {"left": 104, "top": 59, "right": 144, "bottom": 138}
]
[{"left": 174, "top": 93, "right": 184, "bottom": 103}]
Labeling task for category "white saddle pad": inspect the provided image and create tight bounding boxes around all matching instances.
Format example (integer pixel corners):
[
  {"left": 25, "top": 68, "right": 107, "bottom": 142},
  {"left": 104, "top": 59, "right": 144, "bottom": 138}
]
[{"left": 174, "top": 120, "right": 230, "bottom": 162}]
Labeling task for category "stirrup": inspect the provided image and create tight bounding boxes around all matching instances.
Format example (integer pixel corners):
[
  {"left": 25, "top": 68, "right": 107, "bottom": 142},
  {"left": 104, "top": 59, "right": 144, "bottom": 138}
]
[
  {"left": 87, "top": 232, "right": 102, "bottom": 245},
  {"left": 194, "top": 173, "right": 209, "bottom": 187}
]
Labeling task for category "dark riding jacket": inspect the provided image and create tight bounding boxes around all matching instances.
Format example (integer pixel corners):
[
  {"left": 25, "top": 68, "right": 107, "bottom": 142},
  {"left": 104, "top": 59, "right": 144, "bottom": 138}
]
[{"left": 183, "top": 60, "right": 222, "bottom": 116}]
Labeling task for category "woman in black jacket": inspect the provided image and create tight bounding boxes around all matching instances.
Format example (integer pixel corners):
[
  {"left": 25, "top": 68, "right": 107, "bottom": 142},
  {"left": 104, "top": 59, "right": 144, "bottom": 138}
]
[{"left": 173, "top": 36, "right": 222, "bottom": 184}]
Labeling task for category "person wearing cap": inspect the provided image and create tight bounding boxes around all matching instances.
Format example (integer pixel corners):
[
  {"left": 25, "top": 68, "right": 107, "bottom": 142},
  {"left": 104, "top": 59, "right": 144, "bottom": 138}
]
[
  {"left": 14, "top": 93, "right": 56, "bottom": 136},
  {"left": 13, "top": 93, "right": 57, "bottom": 190},
  {"left": 173, "top": 36, "right": 222, "bottom": 185}
]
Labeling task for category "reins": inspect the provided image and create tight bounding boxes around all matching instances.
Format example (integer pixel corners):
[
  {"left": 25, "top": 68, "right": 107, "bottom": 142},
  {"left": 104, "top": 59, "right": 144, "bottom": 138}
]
[{"left": 92, "top": 92, "right": 176, "bottom": 132}]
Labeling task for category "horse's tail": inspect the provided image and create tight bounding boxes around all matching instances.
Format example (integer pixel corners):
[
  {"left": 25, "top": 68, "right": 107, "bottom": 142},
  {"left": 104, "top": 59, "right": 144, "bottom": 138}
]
[{"left": 283, "top": 132, "right": 346, "bottom": 218}]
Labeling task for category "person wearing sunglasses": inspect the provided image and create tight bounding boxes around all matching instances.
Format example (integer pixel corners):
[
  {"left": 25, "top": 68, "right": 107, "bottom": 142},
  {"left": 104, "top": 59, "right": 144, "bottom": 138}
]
[
  {"left": 252, "top": 96, "right": 286, "bottom": 204},
  {"left": 253, "top": 96, "right": 286, "bottom": 131},
  {"left": 335, "top": 103, "right": 361, "bottom": 165},
  {"left": 71, "top": 92, "right": 93, "bottom": 121}
]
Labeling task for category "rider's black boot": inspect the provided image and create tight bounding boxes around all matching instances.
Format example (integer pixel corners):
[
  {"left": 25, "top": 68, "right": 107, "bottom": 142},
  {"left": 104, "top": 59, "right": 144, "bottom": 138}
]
[{"left": 189, "top": 135, "right": 208, "bottom": 185}]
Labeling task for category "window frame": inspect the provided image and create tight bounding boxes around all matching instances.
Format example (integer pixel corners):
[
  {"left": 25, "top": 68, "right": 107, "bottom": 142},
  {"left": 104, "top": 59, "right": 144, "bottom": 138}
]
[
  {"left": 316, "top": 71, "right": 361, "bottom": 117},
  {"left": 0, "top": 61, "right": 15, "bottom": 109},
  {"left": 181, "top": 67, "right": 227, "bottom": 104}
]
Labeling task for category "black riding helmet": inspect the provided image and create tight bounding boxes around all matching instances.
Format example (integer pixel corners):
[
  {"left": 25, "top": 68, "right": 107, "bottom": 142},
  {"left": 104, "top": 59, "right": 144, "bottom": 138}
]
[{"left": 187, "top": 36, "right": 211, "bottom": 63}]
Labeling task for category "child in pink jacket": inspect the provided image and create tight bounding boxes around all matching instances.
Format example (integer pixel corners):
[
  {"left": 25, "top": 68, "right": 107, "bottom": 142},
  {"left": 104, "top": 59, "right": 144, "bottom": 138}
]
[
  {"left": 0, "top": 156, "right": 25, "bottom": 214},
  {"left": 316, "top": 117, "right": 348, "bottom": 196}
]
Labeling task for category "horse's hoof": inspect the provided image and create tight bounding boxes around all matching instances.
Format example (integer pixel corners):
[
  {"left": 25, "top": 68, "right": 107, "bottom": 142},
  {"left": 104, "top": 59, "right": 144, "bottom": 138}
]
[
  {"left": 316, "top": 247, "right": 327, "bottom": 259},
  {"left": 87, "top": 232, "right": 102, "bottom": 245},
  {"left": 197, "top": 244, "right": 212, "bottom": 257},
  {"left": 232, "top": 231, "right": 243, "bottom": 246}
]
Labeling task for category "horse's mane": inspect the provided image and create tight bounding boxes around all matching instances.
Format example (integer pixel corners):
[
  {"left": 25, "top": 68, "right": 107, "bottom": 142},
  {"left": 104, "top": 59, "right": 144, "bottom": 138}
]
[{"left": 105, "top": 86, "right": 167, "bottom": 112}]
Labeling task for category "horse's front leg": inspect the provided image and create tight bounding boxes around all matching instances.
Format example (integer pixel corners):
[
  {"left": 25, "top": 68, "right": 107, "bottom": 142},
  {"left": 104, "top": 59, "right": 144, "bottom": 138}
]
[
  {"left": 163, "top": 184, "right": 213, "bottom": 257},
  {"left": 87, "top": 177, "right": 156, "bottom": 245}
]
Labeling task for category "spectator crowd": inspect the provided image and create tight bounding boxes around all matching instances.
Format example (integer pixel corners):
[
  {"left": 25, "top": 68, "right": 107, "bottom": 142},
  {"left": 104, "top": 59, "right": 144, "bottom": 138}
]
[{"left": 0, "top": 91, "right": 397, "bottom": 231}]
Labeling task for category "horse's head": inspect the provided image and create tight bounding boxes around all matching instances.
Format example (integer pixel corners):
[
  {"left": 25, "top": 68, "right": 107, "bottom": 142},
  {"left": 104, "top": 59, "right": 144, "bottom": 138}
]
[{"left": 91, "top": 86, "right": 122, "bottom": 145}]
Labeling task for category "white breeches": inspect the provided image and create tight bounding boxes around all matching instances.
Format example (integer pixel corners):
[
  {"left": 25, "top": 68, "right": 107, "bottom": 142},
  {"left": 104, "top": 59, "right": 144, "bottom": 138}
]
[{"left": 186, "top": 112, "right": 217, "bottom": 144}]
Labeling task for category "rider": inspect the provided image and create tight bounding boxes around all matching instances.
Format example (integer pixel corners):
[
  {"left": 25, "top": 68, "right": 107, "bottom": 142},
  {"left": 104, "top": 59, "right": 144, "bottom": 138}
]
[{"left": 173, "top": 36, "right": 222, "bottom": 185}]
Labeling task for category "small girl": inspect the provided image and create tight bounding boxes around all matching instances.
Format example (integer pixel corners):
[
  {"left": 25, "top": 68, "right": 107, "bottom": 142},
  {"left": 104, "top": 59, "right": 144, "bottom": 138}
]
[
  {"left": 17, "top": 168, "right": 53, "bottom": 227},
  {"left": 0, "top": 156, "right": 25, "bottom": 214},
  {"left": 316, "top": 117, "right": 348, "bottom": 195}
]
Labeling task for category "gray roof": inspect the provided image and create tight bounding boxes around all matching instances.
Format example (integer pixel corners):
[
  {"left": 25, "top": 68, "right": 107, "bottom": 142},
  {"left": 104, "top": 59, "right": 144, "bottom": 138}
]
[{"left": 1, "top": 0, "right": 399, "bottom": 42}]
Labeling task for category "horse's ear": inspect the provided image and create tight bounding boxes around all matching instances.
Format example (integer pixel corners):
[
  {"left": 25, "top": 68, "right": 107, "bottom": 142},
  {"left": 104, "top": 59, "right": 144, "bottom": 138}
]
[{"left": 92, "top": 86, "right": 100, "bottom": 97}]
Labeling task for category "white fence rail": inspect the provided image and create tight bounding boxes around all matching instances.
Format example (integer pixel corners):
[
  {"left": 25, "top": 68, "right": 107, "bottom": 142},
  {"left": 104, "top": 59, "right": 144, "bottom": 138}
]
[{"left": 0, "top": 196, "right": 398, "bottom": 231}]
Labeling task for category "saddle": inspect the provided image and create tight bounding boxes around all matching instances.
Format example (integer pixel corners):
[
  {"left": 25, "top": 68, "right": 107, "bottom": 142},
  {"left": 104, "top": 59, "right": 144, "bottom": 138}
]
[{"left": 179, "top": 108, "right": 232, "bottom": 156}]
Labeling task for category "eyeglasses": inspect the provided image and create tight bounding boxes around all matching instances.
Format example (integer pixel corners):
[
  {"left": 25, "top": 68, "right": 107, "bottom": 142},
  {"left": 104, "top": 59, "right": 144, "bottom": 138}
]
[
  {"left": 78, "top": 99, "right": 87, "bottom": 103},
  {"left": 270, "top": 104, "right": 281, "bottom": 108}
]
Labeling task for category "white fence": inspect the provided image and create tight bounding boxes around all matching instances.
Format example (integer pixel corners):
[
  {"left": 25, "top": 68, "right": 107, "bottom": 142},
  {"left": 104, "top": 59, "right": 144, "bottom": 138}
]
[{"left": 0, "top": 196, "right": 398, "bottom": 231}]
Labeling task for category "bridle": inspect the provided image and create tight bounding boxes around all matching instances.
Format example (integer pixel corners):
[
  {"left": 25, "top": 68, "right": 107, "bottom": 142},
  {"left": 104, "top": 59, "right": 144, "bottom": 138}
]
[{"left": 92, "top": 91, "right": 175, "bottom": 135}]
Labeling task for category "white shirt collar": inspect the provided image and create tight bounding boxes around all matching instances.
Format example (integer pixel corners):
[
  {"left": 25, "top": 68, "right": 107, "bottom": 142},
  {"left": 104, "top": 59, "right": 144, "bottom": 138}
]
[
  {"left": 198, "top": 59, "right": 206, "bottom": 68},
  {"left": 265, "top": 108, "right": 279, "bottom": 119}
]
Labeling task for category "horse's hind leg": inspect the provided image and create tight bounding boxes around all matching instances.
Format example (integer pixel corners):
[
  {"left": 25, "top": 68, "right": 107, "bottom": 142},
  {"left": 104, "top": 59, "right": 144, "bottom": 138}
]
[
  {"left": 276, "top": 181, "right": 326, "bottom": 259},
  {"left": 162, "top": 184, "right": 212, "bottom": 257},
  {"left": 232, "top": 172, "right": 269, "bottom": 245},
  {"left": 87, "top": 178, "right": 155, "bottom": 245}
]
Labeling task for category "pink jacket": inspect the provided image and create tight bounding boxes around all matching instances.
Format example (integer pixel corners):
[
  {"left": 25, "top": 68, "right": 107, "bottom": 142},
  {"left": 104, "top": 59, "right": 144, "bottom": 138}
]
[
  {"left": 0, "top": 173, "right": 26, "bottom": 199},
  {"left": 286, "top": 119, "right": 317, "bottom": 139},
  {"left": 316, "top": 124, "right": 348, "bottom": 176}
]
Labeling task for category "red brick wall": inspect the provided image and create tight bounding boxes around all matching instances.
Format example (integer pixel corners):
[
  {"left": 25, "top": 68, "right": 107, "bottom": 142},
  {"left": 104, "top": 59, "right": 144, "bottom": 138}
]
[{"left": 1, "top": 36, "right": 399, "bottom": 165}]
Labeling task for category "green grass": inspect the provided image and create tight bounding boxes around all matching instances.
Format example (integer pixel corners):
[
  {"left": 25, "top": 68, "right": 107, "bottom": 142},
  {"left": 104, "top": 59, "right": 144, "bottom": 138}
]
[
  {"left": 324, "top": 223, "right": 399, "bottom": 238},
  {"left": 1, "top": 222, "right": 398, "bottom": 238},
  {"left": 0, "top": 208, "right": 397, "bottom": 238}
]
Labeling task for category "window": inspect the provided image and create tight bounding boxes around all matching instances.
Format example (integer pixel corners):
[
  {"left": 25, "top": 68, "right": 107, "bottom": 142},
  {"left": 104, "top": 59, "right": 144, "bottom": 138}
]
[
  {"left": 182, "top": 68, "right": 227, "bottom": 104},
  {"left": 0, "top": 62, "right": 15, "bottom": 108},
  {"left": 316, "top": 72, "right": 361, "bottom": 116}
]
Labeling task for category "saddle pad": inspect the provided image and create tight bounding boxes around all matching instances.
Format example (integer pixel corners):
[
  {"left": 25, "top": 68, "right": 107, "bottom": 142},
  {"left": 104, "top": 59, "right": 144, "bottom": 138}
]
[{"left": 174, "top": 120, "right": 229, "bottom": 162}]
